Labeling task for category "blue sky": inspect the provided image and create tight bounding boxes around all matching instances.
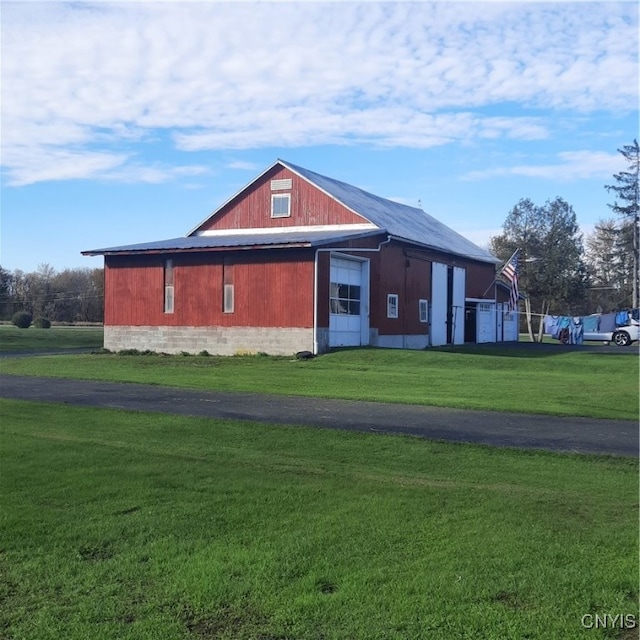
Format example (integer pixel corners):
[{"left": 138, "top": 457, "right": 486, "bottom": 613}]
[{"left": 1, "top": 0, "right": 638, "bottom": 273}]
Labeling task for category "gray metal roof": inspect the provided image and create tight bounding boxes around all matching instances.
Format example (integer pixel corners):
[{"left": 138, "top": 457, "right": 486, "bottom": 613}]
[
  {"left": 82, "top": 228, "right": 383, "bottom": 256},
  {"left": 280, "top": 160, "right": 498, "bottom": 264},
  {"left": 84, "top": 159, "right": 498, "bottom": 264}
]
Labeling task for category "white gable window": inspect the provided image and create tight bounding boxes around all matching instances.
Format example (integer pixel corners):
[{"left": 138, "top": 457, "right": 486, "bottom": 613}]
[
  {"left": 419, "top": 299, "right": 429, "bottom": 323},
  {"left": 271, "top": 194, "right": 291, "bottom": 218},
  {"left": 387, "top": 294, "right": 399, "bottom": 319}
]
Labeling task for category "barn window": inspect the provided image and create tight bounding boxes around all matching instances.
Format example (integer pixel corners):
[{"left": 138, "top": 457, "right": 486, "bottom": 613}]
[
  {"left": 330, "top": 283, "right": 361, "bottom": 315},
  {"left": 223, "top": 260, "right": 234, "bottom": 313},
  {"left": 271, "top": 194, "right": 291, "bottom": 218},
  {"left": 223, "top": 284, "right": 234, "bottom": 313},
  {"left": 387, "top": 294, "right": 398, "bottom": 319},
  {"left": 164, "top": 259, "right": 174, "bottom": 314},
  {"left": 419, "top": 299, "right": 429, "bottom": 323}
]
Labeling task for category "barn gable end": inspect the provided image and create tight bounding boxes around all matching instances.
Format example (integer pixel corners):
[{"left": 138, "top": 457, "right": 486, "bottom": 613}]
[{"left": 191, "top": 162, "right": 373, "bottom": 234}]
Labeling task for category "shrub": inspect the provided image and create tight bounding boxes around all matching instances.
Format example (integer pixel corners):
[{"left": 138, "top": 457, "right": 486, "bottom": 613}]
[
  {"left": 33, "top": 317, "right": 52, "bottom": 329},
  {"left": 11, "top": 311, "right": 32, "bottom": 329}
]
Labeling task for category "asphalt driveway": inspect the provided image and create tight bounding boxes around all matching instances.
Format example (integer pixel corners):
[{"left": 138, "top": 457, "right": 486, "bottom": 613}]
[{"left": 1, "top": 374, "right": 637, "bottom": 457}]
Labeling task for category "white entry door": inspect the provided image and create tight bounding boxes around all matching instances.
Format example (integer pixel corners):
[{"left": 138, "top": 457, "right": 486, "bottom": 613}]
[
  {"left": 476, "top": 302, "right": 496, "bottom": 343},
  {"left": 329, "top": 257, "right": 367, "bottom": 347}
]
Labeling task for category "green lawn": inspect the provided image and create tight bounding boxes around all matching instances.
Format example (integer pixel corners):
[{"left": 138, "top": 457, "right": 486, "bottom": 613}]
[
  {"left": 1, "top": 346, "right": 637, "bottom": 420},
  {"left": 0, "top": 324, "right": 104, "bottom": 352},
  {"left": 1, "top": 399, "right": 637, "bottom": 640}
]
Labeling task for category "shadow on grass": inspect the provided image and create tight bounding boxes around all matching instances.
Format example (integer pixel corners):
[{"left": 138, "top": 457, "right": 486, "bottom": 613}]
[{"left": 330, "top": 343, "right": 638, "bottom": 359}]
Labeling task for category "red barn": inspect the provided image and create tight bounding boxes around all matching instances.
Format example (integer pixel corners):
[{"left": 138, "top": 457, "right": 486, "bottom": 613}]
[{"left": 84, "top": 160, "right": 517, "bottom": 355}]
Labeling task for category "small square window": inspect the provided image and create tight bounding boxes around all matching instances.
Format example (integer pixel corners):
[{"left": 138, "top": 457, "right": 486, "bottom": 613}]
[
  {"left": 271, "top": 194, "right": 291, "bottom": 218},
  {"left": 387, "top": 294, "right": 398, "bottom": 319}
]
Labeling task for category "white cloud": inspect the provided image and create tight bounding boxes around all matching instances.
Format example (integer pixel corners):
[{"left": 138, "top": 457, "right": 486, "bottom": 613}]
[
  {"left": 1, "top": 1, "right": 637, "bottom": 185},
  {"left": 226, "top": 160, "right": 262, "bottom": 171},
  {"left": 463, "top": 150, "right": 626, "bottom": 182}
]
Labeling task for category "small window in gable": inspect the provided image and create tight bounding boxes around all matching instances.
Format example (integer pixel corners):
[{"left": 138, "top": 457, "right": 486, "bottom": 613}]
[
  {"left": 271, "top": 193, "right": 291, "bottom": 218},
  {"left": 271, "top": 178, "right": 292, "bottom": 191},
  {"left": 387, "top": 294, "right": 399, "bottom": 319},
  {"left": 419, "top": 299, "right": 429, "bottom": 323}
]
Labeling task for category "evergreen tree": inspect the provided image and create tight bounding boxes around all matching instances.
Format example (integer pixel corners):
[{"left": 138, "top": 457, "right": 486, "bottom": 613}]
[{"left": 605, "top": 139, "right": 639, "bottom": 307}]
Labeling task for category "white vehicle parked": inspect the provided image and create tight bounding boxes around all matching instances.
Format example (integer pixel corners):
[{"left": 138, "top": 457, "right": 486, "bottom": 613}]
[{"left": 583, "top": 316, "right": 640, "bottom": 347}]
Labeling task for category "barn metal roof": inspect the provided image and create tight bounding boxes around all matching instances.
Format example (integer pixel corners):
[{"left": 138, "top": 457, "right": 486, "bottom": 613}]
[
  {"left": 82, "top": 228, "right": 384, "bottom": 256},
  {"left": 279, "top": 160, "right": 498, "bottom": 264},
  {"left": 84, "top": 159, "right": 498, "bottom": 264}
]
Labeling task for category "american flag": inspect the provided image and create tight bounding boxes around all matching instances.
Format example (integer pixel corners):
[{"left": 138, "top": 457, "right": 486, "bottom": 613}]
[{"left": 501, "top": 249, "right": 520, "bottom": 311}]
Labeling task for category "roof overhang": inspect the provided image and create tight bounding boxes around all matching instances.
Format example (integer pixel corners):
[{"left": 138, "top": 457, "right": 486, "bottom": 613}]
[{"left": 82, "top": 228, "right": 386, "bottom": 257}]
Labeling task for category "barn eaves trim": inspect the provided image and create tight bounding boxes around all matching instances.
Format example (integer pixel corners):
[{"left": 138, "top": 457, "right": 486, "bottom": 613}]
[{"left": 81, "top": 228, "right": 386, "bottom": 257}]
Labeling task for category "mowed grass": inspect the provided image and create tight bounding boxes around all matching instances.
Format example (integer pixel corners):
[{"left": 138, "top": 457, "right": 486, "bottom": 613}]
[
  {"left": 1, "top": 346, "right": 637, "bottom": 419},
  {"left": 1, "top": 399, "right": 638, "bottom": 640},
  {"left": 0, "top": 324, "right": 104, "bottom": 352}
]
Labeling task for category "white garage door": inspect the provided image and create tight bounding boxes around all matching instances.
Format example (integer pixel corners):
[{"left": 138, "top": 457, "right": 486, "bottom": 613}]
[{"left": 329, "top": 257, "right": 365, "bottom": 347}]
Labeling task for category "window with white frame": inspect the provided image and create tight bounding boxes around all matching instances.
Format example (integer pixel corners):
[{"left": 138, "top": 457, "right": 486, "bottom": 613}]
[
  {"left": 419, "top": 299, "right": 429, "bottom": 323},
  {"left": 330, "top": 282, "right": 361, "bottom": 315},
  {"left": 164, "top": 259, "right": 174, "bottom": 314},
  {"left": 223, "top": 284, "right": 234, "bottom": 313},
  {"left": 387, "top": 294, "right": 399, "bottom": 319},
  {"left": 271, "top": 193, "right": 291, "bottom": 218},
  {"left": 223, "top": 260, "right": 234, "bottom": 313}
]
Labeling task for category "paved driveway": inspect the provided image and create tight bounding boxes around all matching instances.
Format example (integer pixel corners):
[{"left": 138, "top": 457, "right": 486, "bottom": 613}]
[{"left": 1, "top": 374, "right": 637, "bottom": 457}]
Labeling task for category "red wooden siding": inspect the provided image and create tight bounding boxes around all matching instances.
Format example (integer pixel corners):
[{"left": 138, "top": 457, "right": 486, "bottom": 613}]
[
  {"left": 105, "top": 250, "right": 315, "bottom": 328},
  {"left": 465, "top": 262, "right": 495, "bottom": 299},
  {"left": 195, "top": 166, "right": 366, "bottom": 232}
]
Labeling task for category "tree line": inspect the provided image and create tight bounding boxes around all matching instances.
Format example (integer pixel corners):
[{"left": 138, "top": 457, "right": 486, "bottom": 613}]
[
  {"left": 0, "top": 264, "right": 104, "bottom": 324},
  {"left": 490, "top": 139, "right": 639, "bottom": 337}
]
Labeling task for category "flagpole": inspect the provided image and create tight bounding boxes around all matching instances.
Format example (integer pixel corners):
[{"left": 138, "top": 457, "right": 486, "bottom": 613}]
[{"left": 499, "top": 248, "right": 520, "bottom": 274}]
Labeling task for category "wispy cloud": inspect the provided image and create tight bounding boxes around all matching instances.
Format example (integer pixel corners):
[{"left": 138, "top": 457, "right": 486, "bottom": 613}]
[
  {"left": 463, "top": 151, "right": 625, "bottom": 182},
  {"left": 1, "top": 1, "right": 637, "bottom": 185}
]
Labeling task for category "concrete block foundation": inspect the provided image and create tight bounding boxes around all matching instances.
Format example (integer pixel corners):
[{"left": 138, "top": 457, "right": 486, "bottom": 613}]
[{"left": 105, "top": 325, "right": 315, "bottom": 356}]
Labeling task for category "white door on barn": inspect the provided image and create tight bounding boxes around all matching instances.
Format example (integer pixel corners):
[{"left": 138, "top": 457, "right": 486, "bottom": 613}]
[
  {"left": 496, "top": 303, "right": 504, "bottom": 342},
  {"left": 451, "top": 267, "right": 465, "bottom": 345},
  {"left": 431, "top": 262, "right": 448, "bottom": 346},
  {"left": 476, "top": 302, "right": 496, "bottom": 343},
  {"left": 329, "top": 256, "right": 368, "bottom": 347},
  {"left": 502, "top": 308, "right": 519, "bottom": 341},
  {"left": 431, "top": 262, "right": 465, "bottom": 346}
]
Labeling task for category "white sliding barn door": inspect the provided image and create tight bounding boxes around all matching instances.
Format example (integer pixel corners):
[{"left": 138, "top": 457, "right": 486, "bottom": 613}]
[
  {"left": 452, "top": 267, "right": 465, "bottom": 345},
  {"left": 431, "top": 262, "right": 448, "bottom": 346}
]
